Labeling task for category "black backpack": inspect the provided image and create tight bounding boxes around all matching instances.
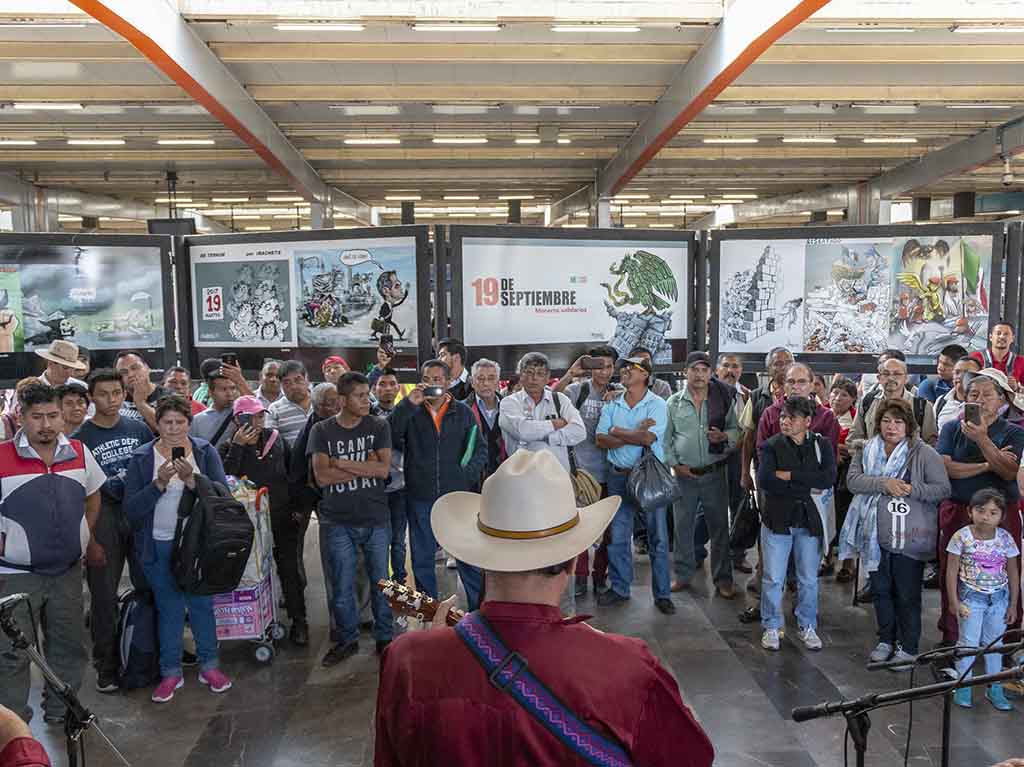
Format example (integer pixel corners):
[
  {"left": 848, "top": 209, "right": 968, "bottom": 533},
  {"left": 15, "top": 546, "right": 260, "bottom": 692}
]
[
  {"left": 116, "top": 589, "right": 160, "bottom": 689},
  {"left": 171, "top": 473, "right": 254, "bottom": 596}
]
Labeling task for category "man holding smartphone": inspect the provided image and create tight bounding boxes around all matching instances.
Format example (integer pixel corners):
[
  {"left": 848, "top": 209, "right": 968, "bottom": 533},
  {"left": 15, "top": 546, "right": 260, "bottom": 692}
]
[{"left": 189, "top": 368, "right": 239, "bottom": 448}]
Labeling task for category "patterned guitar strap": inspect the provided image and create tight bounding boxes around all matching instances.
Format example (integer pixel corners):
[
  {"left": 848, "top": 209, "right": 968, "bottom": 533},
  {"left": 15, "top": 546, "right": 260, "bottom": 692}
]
[{"left": 454, "top": 611, "right": 634, "bottom": 767}]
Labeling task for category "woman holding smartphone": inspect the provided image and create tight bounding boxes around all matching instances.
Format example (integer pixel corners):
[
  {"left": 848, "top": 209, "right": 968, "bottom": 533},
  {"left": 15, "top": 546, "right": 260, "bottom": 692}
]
[{"left": 124, "top": 395, "right": 232, "bottom": 704}]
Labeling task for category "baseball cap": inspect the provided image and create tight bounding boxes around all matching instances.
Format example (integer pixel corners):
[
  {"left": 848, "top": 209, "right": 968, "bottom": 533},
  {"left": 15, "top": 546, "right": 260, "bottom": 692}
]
[
  {"left": 232, "top": 395, "right": 266, "bottom": 417},
  {"left": 322, "top": 355, "right": 349, "bottom": 371},
  {"left": 685, "top": 351, "right": 712, "bottom": 369},
  {"left": 618, "top": 356, "right": 652, "bottom": 375}
]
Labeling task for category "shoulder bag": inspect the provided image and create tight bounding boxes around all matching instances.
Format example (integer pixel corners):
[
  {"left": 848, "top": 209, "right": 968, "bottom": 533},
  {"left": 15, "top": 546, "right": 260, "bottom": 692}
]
[{"left": 552, "top": 391, "right": 601, "bottom": 506}]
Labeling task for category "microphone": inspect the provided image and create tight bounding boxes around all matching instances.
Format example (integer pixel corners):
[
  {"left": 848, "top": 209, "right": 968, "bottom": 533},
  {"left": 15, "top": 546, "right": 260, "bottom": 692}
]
[{"left": 0, "top": 593, "right": 28, "bottom": 617}]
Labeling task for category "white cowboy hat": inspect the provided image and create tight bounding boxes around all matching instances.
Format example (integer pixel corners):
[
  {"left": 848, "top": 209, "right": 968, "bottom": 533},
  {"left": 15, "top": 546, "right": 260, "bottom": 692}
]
[
  {"left": 964, "top": 367, "right": 1016, "bottom": 397},
  {"left": 431, "top": 450, "right": 620, "bottom": 573},
  {"left": 34, "top": 339, "right": 87, "bottom": 372}
]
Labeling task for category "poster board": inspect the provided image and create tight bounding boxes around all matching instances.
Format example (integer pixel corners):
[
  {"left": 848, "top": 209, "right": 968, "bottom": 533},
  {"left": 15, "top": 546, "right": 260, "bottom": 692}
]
[
  {"left": 709, "top": 223, "right": 1005, "bottom": 372},
  {"left": 0, "top": 233, "right": 174, "bottom": 384},
  {"left": 450, "top": 226, "right": 696, "bottom": 372},
  {"left": 182, "top": 226, "right": 432, "bottom": 378}
]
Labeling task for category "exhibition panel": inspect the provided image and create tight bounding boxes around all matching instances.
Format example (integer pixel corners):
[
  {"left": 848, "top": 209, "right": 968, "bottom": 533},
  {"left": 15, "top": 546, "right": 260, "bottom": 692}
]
[
  {"left": 181, "top": 225, "right": 432, "bottom": 377},
  {"left": 448, "top": 225, "right": 696, "bottom": 372},
  {"left": 709, "top": 222, "right": 1006, "bottom": 372},
  {"left": 0, "top": 232, "right": 175, "bottom": 385}
]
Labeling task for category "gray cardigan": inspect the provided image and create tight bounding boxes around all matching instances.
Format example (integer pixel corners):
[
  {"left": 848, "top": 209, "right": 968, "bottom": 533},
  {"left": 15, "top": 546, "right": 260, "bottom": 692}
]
[{"left": 846, "top": 436, "right": 950, "bottom": 560}]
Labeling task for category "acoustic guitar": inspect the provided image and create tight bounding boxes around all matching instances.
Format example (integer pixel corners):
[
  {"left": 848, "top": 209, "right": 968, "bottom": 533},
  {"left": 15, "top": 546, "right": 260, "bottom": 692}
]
[{"left": 378, "top": 579, "right": 465, "bottom": 626}]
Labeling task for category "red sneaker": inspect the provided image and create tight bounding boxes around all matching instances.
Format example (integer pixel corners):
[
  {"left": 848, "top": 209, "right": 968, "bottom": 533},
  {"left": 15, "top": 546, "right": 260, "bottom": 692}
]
[
  {"left": 198, "top": 669, "right": 233, "bottom": 693},
  {"left": 151, "top": 676, "right": 183, "bottom": 703}
]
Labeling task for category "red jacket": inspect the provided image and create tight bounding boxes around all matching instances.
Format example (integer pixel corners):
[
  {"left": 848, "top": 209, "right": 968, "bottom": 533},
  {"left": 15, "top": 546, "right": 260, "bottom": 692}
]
[
  {"left": 0, "top": 738, "right": 50, "bottom": 767},
  {"left": 969, "top": 348, "right": 1024, "bottom": 383},
  {"left": 375, "top": 601, "right": 714, "bottom": 767}
]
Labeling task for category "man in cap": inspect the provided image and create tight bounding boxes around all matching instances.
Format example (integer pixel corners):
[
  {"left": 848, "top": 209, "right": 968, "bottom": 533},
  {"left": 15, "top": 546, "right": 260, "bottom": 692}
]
[
  {"left": 322, "top": 356, "right": 349, "bottom": 386},
  {"left": 665, "top": 352, "right": 740, "bottom": 599},
  {"left": 35, "top": 339, "right": 87, "bottom": 389},
  {"left": 374, "top": 450, "right": 714, "bottom": 767}
]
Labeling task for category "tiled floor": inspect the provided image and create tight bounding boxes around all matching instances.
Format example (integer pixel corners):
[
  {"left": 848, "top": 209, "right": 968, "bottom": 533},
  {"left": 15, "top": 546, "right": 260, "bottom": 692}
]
[{"left": 21, "top": 528, "right": 1024, "bottom": 766}]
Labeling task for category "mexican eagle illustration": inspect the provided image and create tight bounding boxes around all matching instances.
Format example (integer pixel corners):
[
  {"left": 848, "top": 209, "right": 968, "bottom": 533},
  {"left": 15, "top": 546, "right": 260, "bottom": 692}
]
[{"left": 600, "top": 249, "right": 679, "bottom": 314}]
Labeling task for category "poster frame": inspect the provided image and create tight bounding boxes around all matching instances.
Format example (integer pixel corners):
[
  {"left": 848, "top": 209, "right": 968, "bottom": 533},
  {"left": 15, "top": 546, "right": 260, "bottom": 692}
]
[
  {"left": 0, "top": 232, "right": 176, "bottom": 385},
  {"left": 181, "top": 225, "right": 433, "bottom": 380},
  {"left": 708, "top": 222, "right": 1007, "bottom": 374},
  {"left": 448, "top": 224, "right": 697, "bottom": 373}
]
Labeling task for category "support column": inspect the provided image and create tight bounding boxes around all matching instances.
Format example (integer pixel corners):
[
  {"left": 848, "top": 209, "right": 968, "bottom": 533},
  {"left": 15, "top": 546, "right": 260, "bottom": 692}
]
[
  {"left": 953, "top": 191, "right": 977, "bottom": 219},
  {"left": 401, "top": 201, "right": 415, "bottom": 225},
  {"left": 507, "top": 200, "right": 521, "bottom": 224},
  {"left": 310, "top": 201, "right": 334, "bottom": 229},
  {"left": 912, "top": 196, "right": 931, "bottom": 222},
  {"left": 596, "top": 198, "right": 611, "bottom": 229}
]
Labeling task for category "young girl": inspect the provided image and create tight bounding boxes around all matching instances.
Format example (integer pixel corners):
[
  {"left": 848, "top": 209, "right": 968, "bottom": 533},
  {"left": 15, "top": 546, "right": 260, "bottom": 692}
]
[{"left": 946, "top": 488, "right": 1020, "bottom": 710}]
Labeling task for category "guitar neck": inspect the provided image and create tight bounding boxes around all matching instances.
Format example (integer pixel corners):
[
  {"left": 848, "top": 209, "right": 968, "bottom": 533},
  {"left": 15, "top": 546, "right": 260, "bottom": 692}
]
[{"left": 378, "top": 579, "right": 467, "bottom": 625}]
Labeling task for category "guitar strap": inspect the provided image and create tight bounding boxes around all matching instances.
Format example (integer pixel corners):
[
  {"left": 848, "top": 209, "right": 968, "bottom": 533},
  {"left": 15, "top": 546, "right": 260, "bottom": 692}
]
[{"left": 454, "top": 611, "right": 634, "bottom": 767}]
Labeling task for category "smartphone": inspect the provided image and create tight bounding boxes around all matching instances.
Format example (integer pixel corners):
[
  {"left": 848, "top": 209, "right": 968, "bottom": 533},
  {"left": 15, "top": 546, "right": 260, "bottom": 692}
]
[
  {"left": 237, "top": 413, "right": 253, "bottom": 428},
  {"left": 220, "top": 352, "right": 238, "bottom": 367},
  {"left": 580, "top": 356, "right": 605, "bottom": 370},
  {"left": 171, "top": 446, "right": 185, "bottom": 462},
  {"left": 965, "top": 402, "right": 982, "bottom": 426},
  {"left": 422, "top": 386, "right": 445, "bottom": 398}
]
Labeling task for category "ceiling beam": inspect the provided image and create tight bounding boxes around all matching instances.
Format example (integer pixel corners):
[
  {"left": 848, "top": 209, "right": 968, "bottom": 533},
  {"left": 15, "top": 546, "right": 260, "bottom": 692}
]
[
  {"left": 66, "top": 0, "right": 368, "bottom": 221},
  {"left": 596, "top": 0, "right": 832, "bottom": 199}
]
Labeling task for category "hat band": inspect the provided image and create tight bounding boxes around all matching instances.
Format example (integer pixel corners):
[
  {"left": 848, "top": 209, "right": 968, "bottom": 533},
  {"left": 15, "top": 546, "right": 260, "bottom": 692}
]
[{"left": 477, "top": 513, "right": 579, "bottom": 540}]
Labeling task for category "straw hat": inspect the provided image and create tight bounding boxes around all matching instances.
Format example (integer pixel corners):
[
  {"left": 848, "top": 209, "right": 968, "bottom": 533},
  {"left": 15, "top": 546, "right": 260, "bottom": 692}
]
[
  {"left": 34, "top": 339, "right": 87, "bottom": 372},
  {"left": 964, "top": 367, "right": 1015, "bottom": 397},
  {"left": 431, "top": 450, "right": 620, "bottom": 572}
]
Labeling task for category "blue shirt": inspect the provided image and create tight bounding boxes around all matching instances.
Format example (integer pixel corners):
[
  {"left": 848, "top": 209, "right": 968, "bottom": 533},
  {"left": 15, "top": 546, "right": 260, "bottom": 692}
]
[
  {"left": 916, "top": 376, "right": 952, "bottom": 403},
  {"left": 596, "top": 389, "right": 668, "bottom": 467},
  {"left": 73, "top": 417, "right": 156, "bottom": 502},
  {"left": 936, "top": 418, "right": 1024, "bottom": 503}
]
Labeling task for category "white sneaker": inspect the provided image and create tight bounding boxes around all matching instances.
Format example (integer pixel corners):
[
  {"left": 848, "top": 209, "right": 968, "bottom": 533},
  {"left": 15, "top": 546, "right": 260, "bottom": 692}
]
[
  {"left": 889, "top": 649, "right": 915, "bottom": 671},
  {"left": 446, "top": 557, "right": 457, "bottom": 569},
  {"left": 869, "top": 642, "right": 894, "bottom": 663},
  {"left": 798, "top": 626, "right": 823, "bottom": 650},
  {"left": 761, "top": 628, "right": 781, "bottom": 651}
]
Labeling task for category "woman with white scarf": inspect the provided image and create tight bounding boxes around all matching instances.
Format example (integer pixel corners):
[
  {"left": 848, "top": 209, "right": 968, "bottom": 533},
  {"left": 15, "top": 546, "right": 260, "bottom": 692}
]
[{"left": 843, "top": 398, "right": 949, "bottom": 667}]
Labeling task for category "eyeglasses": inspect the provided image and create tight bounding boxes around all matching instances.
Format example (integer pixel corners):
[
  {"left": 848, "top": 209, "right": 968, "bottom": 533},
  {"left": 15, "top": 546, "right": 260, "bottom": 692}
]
[
  {"left": 520, "top": 368, "right": 548, "bottom": 379},
  {"left": 785, "top": 378, "right": 810, "bottom": 386},
  {"left": 877, "top": 371, "right": 904, "bottom": 379}
]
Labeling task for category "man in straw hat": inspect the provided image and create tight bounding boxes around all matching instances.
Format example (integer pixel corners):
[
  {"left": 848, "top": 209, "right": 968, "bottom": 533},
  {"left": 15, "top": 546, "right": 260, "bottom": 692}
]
[
  {"left": 35, "top": 339, "right": 87, "bottom": 389},
  {"left": 374, "top": 450, "right": 714, "bottom": 767}
]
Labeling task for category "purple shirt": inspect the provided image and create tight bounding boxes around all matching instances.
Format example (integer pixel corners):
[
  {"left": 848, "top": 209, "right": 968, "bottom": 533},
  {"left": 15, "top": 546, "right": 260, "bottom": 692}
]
[{"left": 756, "top": 401, "right": 840, "bottom": 457}]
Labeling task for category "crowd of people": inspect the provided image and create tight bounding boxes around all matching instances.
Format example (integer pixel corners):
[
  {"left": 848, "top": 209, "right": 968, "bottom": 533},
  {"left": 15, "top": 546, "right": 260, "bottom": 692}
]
[{"left": 2, "top": 322, "right": 1024, "bottom": 765}]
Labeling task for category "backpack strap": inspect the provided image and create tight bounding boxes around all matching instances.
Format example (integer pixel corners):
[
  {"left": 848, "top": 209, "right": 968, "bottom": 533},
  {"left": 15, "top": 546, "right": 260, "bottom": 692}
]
[
  {"left": 551, "top": 390, "right": 579, "bottom": 476},
  {"left": 209, "top": 410, "right": 234, "bottom": 447},
  {"left": 574, "top": 381, "right": 591, "bottom": 411},
  {"left": 259, "top": 428, "right": 280, "bottom": 460},
  {"left": 912, "top": 396, "right": 927, "bottom": 430},
  {"left": 454, "top": 612, "right": 633, "bottom": 767}
]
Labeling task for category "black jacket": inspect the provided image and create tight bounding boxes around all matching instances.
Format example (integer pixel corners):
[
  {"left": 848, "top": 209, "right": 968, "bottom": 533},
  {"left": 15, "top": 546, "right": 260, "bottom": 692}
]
[
  {"left": 387, "top": 395, "right": 487, "bottom": 501},
  {"left": 756, "top": 432, "right": 836, "bottom": 536},
  {"left": 218, "top": 428, "right": 291, "bottom": 516},
  {"left": 462, "top": 393, "right": 505, "bottom": 489},
  {"left": 287, "top": 412, "right": 326, "bottom": 510}
]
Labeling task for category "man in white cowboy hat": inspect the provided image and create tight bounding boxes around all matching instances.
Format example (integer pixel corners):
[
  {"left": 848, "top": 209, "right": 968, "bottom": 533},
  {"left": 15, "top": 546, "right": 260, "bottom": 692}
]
[
  {"left": 35, "top": 339, "right": 87, "bottom": 389},
  {"left": 374, "top": 450, "right": 714, "bottom": 767}
]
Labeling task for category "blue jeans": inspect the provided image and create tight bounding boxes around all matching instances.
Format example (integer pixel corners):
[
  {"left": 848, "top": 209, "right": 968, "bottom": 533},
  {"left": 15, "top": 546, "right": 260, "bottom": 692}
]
[
  {"left": 955, "top": 584, "right": 1010, "bottom": 679},
  {"left": 672, "top": 467, "right": 733, "bottom": 586},
  {"left": 760, "top": 525, "right": 820, "bottom": 630},
  {"left": 388, "top": 490, "right": 408, "bottom": 583},
  {"left": 142, "top": 539, "right": 219, "bottom": 679},
  {"left": 320, "top": 521, "right": 393, "bottom": 646},
  {"left": 408, "top": 497, "right": 482, "bottom": 609},
  {"left": 606, "top": 470, "right": 670, "bottom": 600}
]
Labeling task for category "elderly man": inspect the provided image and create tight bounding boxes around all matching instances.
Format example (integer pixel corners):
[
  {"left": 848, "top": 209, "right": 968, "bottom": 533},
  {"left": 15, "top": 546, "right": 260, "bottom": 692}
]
[
  {"left": 374, "top": 450, "right": 714, "bottom": 767},
  {"left": 757, "top": 362, "right": 840, "bottom": 454},
  {"left": 35, "top": 340, "right": 87, "bottom": 389},
  {"left": 848, "top": 357, "right": 937, "bottom": 449},
  {"left": 254, "top": 359, "right": 284, "bottom": 409},
  {"left": 499, "top": 352, "right": 586, "bottom": 475},
  {"left": 936, "top": 356, "right": 982, "bottom": 431},
  {"left": 463, "top": 358, "right": 505, "bottom": 487},
  {"left": 936, "top": 367, "right": 1024, "bottom": 644},
  {"left": 665, "top": 352, "right": 740, "bottom": 599}
]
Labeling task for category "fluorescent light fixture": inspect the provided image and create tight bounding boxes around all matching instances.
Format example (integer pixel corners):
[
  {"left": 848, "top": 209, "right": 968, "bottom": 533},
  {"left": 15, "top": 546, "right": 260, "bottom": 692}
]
[
  {"left": 274, "top": 23, "right": 365, "bottom": 31},
  {"left": 557, "top": 138, "right": 572, "bottom": 144},
  {"left": 623, "top": 223, "right": 638, "bottom": 228},
  {"left": 852, "top": 103, "right": 919, "bottom": 114},
  {"left": 0, "top": 139, "right": 37, "bottom": 146},
  {"left": 211, "top": 197, "right": 250, "bottom": 203},
  {"left": 782, "top": 137, "right": 836, "bottom": 144},
  {"left": 536, "top": 105, "right": 602, "bottom": 110},
  {"left": 0, "top": 22, "right": 87, "bottom": 29},
  {"left": 184, "top": 203, "right": 208, "bottom": 209},
  {"left": 953, "top": 26, "right": 1024, "bottom": 34},
  {"left": 722, "top": 193, "right": 758, "bottom": 199},
  {"left": 343, "top": 137, "right": 401, "bottom": 145},
  {"left": 330, "top": 104, "right": 401, "bottom": 116},
  {"left": 155, "top": 197, "right": 192, "bottom": 204},
  {"left": 412, "top": 23, "right": 502, "bottom": 32},
  {"left": 515, "top": 138, "right": 541, "bottom": 144},
  {"left": 157, "top": 138, "right": 215, "bottom": 146},
  {"left": 669, "top": 194, "right": 705, "bottom": 199},
  {"left": 649, "top": 223, "right": 674, "bottom": 228},
  {"left": 273, "top": 214, "right": 307, "bottom": 219},
  {"left": 612, "top": 194, "right": 650, "bottom": 200},
  {"left": 229, "top": 214, "right": 260, "bottom": 220},
  {"left": 551, "top": 24, "right": 641, "bottom": 33},
  {"left": 946, "top": 104, "right": 1014, "bottom": 110},
  {"left": 703, "top": 137, "right": 759, "bottom": 144},
  {"left": 621, "top": 211, "right": 648, "bottom": 217},
  {"left": 13, "top": 102, "right": 82, "bottom": 111},
  {"left": 562, "top": 223, "right": 588, "bottom": 228},
  {"left": 488, "top": 212, "right": 507, "bottom": 217},
  {"left": 432, "top": 136, "right": 488, "bottom": 144},
  {"left": 385, "top": 195, "right": 421, "bottom": 201},
  {"left": 712, "top": 198, "right": 751, "bottom": 204},
  {"left": 67, "top": 138, "right": 125, "bottom": 146},
  {"left": 244, "top": 226, "right": 272, "bottom": 231},
  {"left": 825, "top": 26, "right": 914, "bottom": 33},
  {"left": 432, "top": 104, "right": 499, "bottom": 115},
  {"left": 798, "top": 211, "right": 812, "bottom": 215},
  {"left": 57, "top": 215, "right": 81, "bottom": 222},
  {"left": 266, "top": 196, "right": 305, "bottom": 202},
  {"left": 1000, "top": 210, "right": 1022, "bottom": 215},
  {"left": 444, "top": 195, "right": 479, "bottom": 200},
  {"left": 862, "top": 137, "right": 918, "bottom": 144},
  {"left": 827, "top": 210, "right": 846, "bottom": 216},
  {"left": 499, "top": 195, "right": 534, "bottom": 200}
]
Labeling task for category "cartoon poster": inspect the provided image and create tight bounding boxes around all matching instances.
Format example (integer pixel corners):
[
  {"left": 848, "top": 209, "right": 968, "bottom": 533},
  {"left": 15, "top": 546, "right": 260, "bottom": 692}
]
[
  {"left": 0, "top": 244, "right": 165, "bottom": 351},
  {"left": 293, "top": 237, "right": 417, "bottom": 349},
  {"left": 191, "top": 245, "right": 295, "bottom": 347},
  {"left": 460, "top": 236, "right": 688, "bottom": 363}
]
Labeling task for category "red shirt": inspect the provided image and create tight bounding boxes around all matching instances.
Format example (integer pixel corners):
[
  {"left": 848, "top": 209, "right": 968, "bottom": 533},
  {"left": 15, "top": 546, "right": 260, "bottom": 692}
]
[
  {"left": 189, "top": 398, "right": 206, "bottom": 417},
  {"left": 756, "top": 401, "right": 841, "bottom": 457},
  {"left": 375, "top": 601, "right": 714, "bottom": 767},
  {"left": 969, "top": 349, "right": 1024, "bottom": 383},
  {"left": 0, "top": 738, "right": 50, "bottom": 767}
]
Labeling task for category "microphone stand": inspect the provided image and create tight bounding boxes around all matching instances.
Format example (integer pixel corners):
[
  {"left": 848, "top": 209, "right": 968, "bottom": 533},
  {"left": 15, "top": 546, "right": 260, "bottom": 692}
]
[
  {"left": 0, "top": 609, "right": 129, "bottom": 767},
  {"left": 793, "top": 651, "right": 1023, "bottom": 767}
]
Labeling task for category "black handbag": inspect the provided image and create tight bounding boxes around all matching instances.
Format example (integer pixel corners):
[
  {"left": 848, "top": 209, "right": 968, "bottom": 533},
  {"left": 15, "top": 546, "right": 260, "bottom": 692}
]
[
  {"left": 627, "top": 448, "right": 682, "bottom": 511},
  {"left": 729, "top": 490, "right": 760, "bottom": 551}
]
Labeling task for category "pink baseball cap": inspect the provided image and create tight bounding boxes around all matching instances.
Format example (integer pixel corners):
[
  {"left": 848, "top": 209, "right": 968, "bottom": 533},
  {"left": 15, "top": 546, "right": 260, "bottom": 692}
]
[{"left": 232, "top": 395, "right": 266, "bottom": 417}]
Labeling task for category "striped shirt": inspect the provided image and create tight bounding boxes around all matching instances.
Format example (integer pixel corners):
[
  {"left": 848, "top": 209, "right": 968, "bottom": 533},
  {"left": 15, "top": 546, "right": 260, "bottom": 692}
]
[{"left": 266, "top": 397, "right": 313, "bottom": 444}]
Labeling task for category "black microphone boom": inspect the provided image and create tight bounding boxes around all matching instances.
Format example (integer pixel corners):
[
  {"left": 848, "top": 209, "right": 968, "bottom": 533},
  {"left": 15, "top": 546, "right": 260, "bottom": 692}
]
[{"left": 0, "top": 593, "right": 28, "bottom": 616}]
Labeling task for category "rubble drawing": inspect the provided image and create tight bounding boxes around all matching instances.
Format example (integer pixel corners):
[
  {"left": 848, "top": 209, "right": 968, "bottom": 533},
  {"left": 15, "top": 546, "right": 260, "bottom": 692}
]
[{"left": 720, "top": 243, "right": 806, "bottom": 353}]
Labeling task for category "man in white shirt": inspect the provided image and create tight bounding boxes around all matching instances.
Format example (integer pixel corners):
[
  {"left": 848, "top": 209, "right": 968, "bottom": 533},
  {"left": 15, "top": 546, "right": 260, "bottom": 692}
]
[{"left": 498, "top": 352, "right": 586, "bottom": 474}]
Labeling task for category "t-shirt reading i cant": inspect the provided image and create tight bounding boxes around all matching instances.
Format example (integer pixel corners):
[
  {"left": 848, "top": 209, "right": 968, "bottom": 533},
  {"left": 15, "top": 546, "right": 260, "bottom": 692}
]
[{"left": 307, "top": 415, "right": 391, "bottom": 527}]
